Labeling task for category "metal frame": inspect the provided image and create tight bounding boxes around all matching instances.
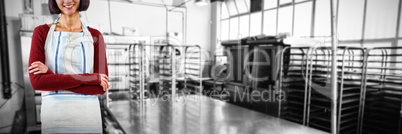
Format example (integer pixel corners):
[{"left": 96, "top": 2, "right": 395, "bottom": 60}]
[
  {"left": 278, "top": 47, "right": 311, "bottom": 124},
  {"left": 292, "top": 46, "right": 364, "bottom": 133},
  {"left": 128, "top": 43, "right": 144, "bottom": 102},
  {"left": 359, "top": 47, "right": 402, "bottom": 134},
  {"left": 180, "top": 45, "right": 203, "bottom": 94},
  {"left": 129, "top": 44, "right": 203, "bottom": 101}
]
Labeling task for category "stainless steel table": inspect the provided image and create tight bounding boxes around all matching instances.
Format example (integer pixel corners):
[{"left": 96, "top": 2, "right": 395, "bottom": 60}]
[{"left": 108, "top": 95, "right": 327, "bottom": 134}]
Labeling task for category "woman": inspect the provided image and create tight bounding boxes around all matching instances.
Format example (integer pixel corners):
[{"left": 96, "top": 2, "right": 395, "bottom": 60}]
[{"left": 28, "top": 0, "right": 109, "bottom": 133}]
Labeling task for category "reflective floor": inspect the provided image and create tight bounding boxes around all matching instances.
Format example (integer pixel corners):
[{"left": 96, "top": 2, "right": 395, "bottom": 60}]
[{"left": 108, "top": 95, "right": 327, "bottom": 134}]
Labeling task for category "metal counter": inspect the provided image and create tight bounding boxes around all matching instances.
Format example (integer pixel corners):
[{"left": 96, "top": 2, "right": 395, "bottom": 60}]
[{"left": 108, "top": 95, "right": 327, "bottom": 134}]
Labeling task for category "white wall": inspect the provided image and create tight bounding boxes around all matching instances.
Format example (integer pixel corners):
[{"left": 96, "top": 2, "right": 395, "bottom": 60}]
[
  {"left": 186, "top": 1, "right": 211, "bottom": 50},
  {"left": 84, "top": 0, "right": 211, "bottom": 51}
]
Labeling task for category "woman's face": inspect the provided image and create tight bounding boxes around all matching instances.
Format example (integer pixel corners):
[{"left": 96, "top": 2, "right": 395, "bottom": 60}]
[{"left": 56, "top": 0, "right": 80, "bottom": 15}]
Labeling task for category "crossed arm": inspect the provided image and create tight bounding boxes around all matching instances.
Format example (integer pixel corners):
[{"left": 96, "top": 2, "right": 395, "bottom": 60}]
[{"left": 28, "top": 26, "right": 109, "bottom": 95}]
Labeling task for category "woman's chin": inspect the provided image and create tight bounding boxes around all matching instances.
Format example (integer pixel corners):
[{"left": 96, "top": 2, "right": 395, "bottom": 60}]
[{"left": 63, "top": 11, "right": 78, "bottom": 16}]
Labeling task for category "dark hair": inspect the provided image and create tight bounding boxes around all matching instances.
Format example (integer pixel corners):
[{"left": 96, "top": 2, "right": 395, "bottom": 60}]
[{"left": 48, "top": 0, "right": 90, "bottom": 14}]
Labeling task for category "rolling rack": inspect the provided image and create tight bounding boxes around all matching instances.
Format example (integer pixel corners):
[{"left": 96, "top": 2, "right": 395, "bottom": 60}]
[
  {"left": 181, "top": 45, "right": 203, "bottom": 94},
  {"left": 361, "top": 47, "right": 402, "bottom": 134},
  {"left": 128, "top": 43, "right": 146, "bottom": 101},
  {"left": 279, "top": 46, "right": 366, "bottom": 134},
  {"left": 279, "top": 47, "right": 310, "bottom": 124},
  {"left": 104, "top": 43, "right": 133, "bottom": 133},
  {"left": 129, "top": 43, "right": 185, "bottom": 99},
  {"left": 305, "top": 47, "right": 365, "bottom": 134},
  {"left": 105, "top": 44, "right": 132, "bottom": 107},
  {"left": 158, "top": 45, "right": 177, "bottom": 97}
]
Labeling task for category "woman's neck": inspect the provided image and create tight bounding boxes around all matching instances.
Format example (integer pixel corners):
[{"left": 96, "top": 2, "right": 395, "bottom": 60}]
[{"left": 58, "top": 12, "right": 81, "bottom": 31}]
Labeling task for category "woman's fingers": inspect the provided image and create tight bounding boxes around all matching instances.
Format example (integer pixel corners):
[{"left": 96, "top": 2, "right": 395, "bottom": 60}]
[
  {"left": 29, "top": 62, "right": 49, "bottom": 75},
  {"left": 99, "top": 74, "right": 109, "bottom": 91},
  {"left": 101, "top": 83, "right": 105, "bottom": 91},
  {"left": 100, "top": 74, "right": 109, "bottom": 81},
  {"left": 101, "top": 82, "right": 108, "bottom": 91},
  {"left": 29, "top": 68, "right": 40, "bottom": 73},
  {"left": 28, "top": 65, "right": 38, "bottom": 70},
  {"left": 33, "top": 71, "right": 43, "bottom": 74},
  {"left": 101, "top": 79, "right": 108, "bottom": 86},
  {"left": 100, "top": 74, "right": 109, "bottom": 82}
]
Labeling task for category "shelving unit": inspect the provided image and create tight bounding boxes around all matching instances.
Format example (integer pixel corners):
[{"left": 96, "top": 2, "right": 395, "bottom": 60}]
[
  {"left": 279, "top": 46, "right": 366, "bottom": 134},
  {"left": 106, "top": 44, "right": 132, "bottom": 107},
  {"left": 128, "top": 44, "right": 144, "bottom": 101},
  {"left": 128, "top": 44, "right": 181, "bottom": 99},
  {"left": 306, "top": 47, "right": 365, "bottom": 134},
  {"left": 158, "top": 45, "right": 176, "bottom": 97},
  {"left": 361, "top": 47, "right": 402, "bottom": 134},
  {"left": 182, "top": 45, "right": 202, "bottom": 94},
  {"left": 279, "top": 47, "right": 310, "bottom": 124}
]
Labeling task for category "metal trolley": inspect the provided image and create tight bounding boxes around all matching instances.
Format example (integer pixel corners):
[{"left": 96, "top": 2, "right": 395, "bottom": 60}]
[
  {"left": 279, "top": 46, "right": 402, "bottom": 134},
  {"left": 128, "top": 43, "right": 202, "bottom": 102},
  {"left": 105, "top": 43, "right": 132, "bottom": 107},
  {"left": 361, "top": 47, "right": 402, "bottom": 134}
]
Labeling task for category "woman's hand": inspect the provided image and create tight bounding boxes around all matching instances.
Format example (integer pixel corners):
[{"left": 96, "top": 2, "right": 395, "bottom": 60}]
[
  {"left": 29, "top": 61, "right": 49, "bottom": 74},
  {"left": 100, "top": 74, "right": 109, "bottom": 91}
]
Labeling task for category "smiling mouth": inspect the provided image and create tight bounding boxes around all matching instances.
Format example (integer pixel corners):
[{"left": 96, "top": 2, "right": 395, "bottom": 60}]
[{"left": 64, "top": 4, "right": 74, "bottom": 9}]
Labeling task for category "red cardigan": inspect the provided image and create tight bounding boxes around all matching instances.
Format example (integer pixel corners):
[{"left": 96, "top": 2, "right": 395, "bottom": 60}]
[{"left": 29, "top": 24, "right": 108, "bottom": 95}]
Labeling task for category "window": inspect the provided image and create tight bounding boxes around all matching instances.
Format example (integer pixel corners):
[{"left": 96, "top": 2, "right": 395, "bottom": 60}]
[
  {"left": 293, "top": 1, "right": 312, "bottom": 37},
  {"left": 264, "top": 0, "right": 277, "bottom": 9},
  {"left": 364, "top": 42, "right": 392, "bottom": 48},
  {"left": 338, "top": 0, "right": 364, "bottom": 40},
  {"left": 400, "top": 9, "right": 402, "bottom": 37},
  {"left": 250, "top": 12, "right": 262, "bottom": 36},
  {"left": 239, "top": 15, "right": 250, "bottom": 38},
  {"left": 314, "top": 0, "right": 331, "bottom": 36},
  {"left": 245, "top": 0, "right": 251, "bottom": 11},
  {"left": 295, "top": 0, "right": 309, "bottom": 3},
  {"left": 263, "top": 9, "right": 277, "bottom": 36},
  {"left": 221, "top": 20, "right": 229, "bottom": 41},
  {"left": 230, "top": 17, "right": 239, "bottom": 40},
  {"left": 219, "top": 0, "right": 400, "bottom": 50},
  {"left": 364, "top": 0, "right": 399, "bottom": 39},
  {"left": 277, "top": 6, "right": 293, "bottom": 35},
  {"left": 226, "top": 0, "right": 238, "bottom": 16},
  {"left": 235, "top": 0, "right": 249, "bottom": 14},
  {"left": 280, "top": 0, "right": 292, "bottom": 5},
  {"left": 222, "top": 2, "right": 230, "bottom": 19},
  {"left": 338, "top": 43, "right": 361, "bottom": 47}
]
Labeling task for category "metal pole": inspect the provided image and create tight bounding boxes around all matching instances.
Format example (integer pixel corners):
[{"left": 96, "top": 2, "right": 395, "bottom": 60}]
[
  {"left": 0, "top": 0, "right": 11, "bottom": 99},
  {"left": 330, "top": 0, "right": 339, "bottom": 134},
  {"left": 140, "top": 44, "right": 144, "bottom": 102},
  {"left": 171, "top": 45, "right": 176, "bottom": 100},
  {"left": 107, "top": 0, "right": 113, "bottom": 34}
]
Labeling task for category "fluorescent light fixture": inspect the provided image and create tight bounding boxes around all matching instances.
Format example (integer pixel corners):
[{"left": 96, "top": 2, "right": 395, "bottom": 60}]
[{"left": 195, "top": 0, "right": 210, "bottom": 6}]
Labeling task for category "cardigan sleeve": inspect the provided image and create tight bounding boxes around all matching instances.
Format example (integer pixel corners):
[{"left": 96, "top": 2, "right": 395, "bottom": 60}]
[
  {"left": 29, "top": 25, "right": 102, "bottom": 92},
  {"left": 67, "top": 28, "right": 108, "bottom": 95}
]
